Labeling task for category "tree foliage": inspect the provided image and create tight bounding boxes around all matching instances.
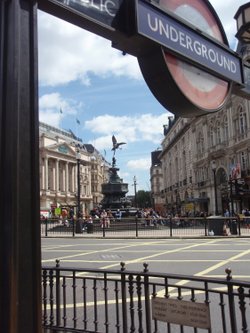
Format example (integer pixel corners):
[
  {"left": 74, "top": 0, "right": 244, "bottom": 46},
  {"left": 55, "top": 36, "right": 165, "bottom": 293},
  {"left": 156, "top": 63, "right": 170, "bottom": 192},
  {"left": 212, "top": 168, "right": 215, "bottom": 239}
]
[{"left": 136, "top": 190, "right": 152, "bottom": 208}]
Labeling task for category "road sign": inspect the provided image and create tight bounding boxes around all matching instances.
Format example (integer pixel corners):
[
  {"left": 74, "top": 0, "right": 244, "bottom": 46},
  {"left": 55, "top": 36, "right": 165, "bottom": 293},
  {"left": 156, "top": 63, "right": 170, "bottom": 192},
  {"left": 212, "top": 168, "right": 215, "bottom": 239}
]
[
  {"left": 137, "top": 0, "right": 240, "bottom": 116},
  {"left": 136, "top": 0, "right": 242, "bottom": 84}
]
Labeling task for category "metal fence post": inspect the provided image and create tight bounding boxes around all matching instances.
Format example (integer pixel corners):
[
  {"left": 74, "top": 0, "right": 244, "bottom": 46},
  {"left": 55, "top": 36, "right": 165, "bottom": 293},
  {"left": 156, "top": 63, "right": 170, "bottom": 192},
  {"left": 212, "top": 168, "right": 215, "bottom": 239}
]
[
  {"left": 170, "top": 216, "right": 173, "bottom": 237},
  {"left": 45, "top": 218, "right": 48, "bottom": 237},
  {"left": 72, "top": 218, "right": 75, "bottom": 237},
  {"left": 120, "top": 262, "right": 128, "bottom": 333},
  {"left": 237, "top": 216, "right": 241, "bottom": 236},
  {"left": 135, "top": 217, "right": 138, "bottom": 238},
  {"left": 102, "top": 219, "right": 106, "bottom": 238},
  {"left": 204, "top": 217, "right": 208, "bottom": 236},
  {"left": 55, "top": 260, "right": 61, "bottom": 327},
  {"left": 226, "top": 268, "right": 237, "bottom": 333},
  {"left": 143, "top": 263, "right": 152, "bottom": 333}
]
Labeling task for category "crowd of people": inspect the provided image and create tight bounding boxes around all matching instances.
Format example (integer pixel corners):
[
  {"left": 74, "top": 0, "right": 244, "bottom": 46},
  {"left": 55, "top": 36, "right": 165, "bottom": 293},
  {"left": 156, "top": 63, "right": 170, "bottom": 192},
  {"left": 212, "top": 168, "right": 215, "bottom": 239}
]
[{"left": 42, "top": 205, "right": 250, "bottom": 232}]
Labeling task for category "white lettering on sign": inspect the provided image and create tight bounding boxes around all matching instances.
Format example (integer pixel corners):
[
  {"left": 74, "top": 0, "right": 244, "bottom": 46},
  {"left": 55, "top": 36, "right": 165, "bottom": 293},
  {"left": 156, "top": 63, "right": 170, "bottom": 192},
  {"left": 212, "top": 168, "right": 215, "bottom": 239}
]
[
  {"left": 147, "top": 13, "right": 237, "bottom": 75},
  {"left": 152, "top": 297, "right": 211, "bottom": 329},
  {"left": 62, "top": 0, "right": 116, "bottom": 17}
]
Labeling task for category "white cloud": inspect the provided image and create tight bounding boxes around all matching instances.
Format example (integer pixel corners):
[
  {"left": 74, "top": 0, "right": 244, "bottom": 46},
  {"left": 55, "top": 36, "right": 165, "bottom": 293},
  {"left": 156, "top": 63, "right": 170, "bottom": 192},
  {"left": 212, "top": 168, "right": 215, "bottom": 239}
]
[
  {"left": 38, "top": 11, "right": 141, "bottom": 87},
  {"left": 210, "top": 0, "right": 247, "bottom": 48},
  {"left": 86, "top": 113, "right": 170, "bottom": 149},
  {"left": 89, "top": 135, "right": 114, "bottom": 151},
  {"left": 39, "top": 92, "right": 81, "bottom": 126},
  {"left": 39, "top": 111, "right": 61, "bottom": 128},
  {"left": 127, "top": 158, "right": 151, "bottom": 170},
  {"left": 39, "top": 92, "right": 63, "bottom": 109}
]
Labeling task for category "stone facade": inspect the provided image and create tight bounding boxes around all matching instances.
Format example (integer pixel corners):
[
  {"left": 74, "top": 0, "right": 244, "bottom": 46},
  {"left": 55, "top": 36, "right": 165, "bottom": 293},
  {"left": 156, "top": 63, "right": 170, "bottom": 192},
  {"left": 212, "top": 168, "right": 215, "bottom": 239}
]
[
  {"left": 150, "top": 150, "right": 165, "bottom": 214},
  {"left": 39, "top": 122, "right": 108, "bottom": 216},
  {"left": 153, "top": 95, "right": 250, "bottom": 216}
]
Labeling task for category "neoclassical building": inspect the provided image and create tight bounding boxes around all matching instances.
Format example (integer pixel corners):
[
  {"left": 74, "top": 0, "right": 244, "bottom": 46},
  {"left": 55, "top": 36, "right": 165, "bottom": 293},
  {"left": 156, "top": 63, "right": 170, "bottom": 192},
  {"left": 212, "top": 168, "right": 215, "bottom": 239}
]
[
  {"left": 39, "top": 122, "right": 109, "bottom": 216},
  {"left": 151, "top": 95, "right": 250, "bottom": 216}
]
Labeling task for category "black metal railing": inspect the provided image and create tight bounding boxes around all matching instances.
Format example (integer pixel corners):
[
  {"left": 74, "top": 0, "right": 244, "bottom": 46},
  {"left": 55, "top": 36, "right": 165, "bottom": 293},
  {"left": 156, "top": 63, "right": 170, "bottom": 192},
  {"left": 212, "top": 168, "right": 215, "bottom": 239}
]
[
  {"left": 41, "top": 216, "right": 250, "bottom": 238},
  {"left": 42, "top": 261, "right": 250, "bottom": 333}
]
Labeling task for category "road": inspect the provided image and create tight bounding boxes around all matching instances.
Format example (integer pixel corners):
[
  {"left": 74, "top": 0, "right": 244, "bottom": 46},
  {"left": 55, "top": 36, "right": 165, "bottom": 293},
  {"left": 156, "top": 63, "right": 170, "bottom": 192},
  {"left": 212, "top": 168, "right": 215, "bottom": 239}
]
[{"left": 42, "top": 237, "right": 250, "bottom": 281}]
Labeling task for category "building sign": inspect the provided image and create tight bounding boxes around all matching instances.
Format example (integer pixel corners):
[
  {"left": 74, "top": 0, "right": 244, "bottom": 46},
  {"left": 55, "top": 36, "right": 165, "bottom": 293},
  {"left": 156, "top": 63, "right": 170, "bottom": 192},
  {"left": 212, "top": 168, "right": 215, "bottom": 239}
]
[
  {"left": 58, "top": 145, "right": 68, "bottom": 154},
  {"left": 137, "top": 0, "right": 238, "bottom": 116},
  {"left": 136, "top": 0, "right": 242, "bottom": 84},
  {"left": 46, "top": 0, "right": 123, "bottom": 29},
  {"left": 152, "top": 297, "right": 211, "bottom": 329}
]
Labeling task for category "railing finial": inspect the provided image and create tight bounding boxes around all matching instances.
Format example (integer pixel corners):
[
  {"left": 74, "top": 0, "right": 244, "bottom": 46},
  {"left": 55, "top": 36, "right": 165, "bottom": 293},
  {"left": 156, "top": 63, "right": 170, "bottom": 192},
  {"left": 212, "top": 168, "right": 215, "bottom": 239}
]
[
  {"left": 143, "top": 263, "right": 149, "bottom": 272},
  {"left": 56, "top": 259, "right": 60, "bottom": 268},
  {"left": 120, "top": 262, "right": 126, "bottom": 271},
  {"left": 225, "top": 268, "right": 232, "bottom": 281}
]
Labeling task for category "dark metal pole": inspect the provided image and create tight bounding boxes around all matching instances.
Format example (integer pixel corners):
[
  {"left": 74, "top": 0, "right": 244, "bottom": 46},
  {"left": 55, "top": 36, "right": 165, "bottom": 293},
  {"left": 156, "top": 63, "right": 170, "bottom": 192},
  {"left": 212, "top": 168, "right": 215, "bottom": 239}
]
[
  {"left": 229, "top": 176, "right": 234, "bottom": 216},
  {"left": 133, "top": 176, "right": 137, "bottom": 208},
  {"left": 0, "top": 1, "right": 41, "bottom": 332},
  {"left": 204, "top": 217, "right": 208, "bottom": 236},
  {"left": 213, "top": 169, "right": 219, "bottom": 215},
  {"left": 77, "top": 158, "right": 81, "bottom": 218}
]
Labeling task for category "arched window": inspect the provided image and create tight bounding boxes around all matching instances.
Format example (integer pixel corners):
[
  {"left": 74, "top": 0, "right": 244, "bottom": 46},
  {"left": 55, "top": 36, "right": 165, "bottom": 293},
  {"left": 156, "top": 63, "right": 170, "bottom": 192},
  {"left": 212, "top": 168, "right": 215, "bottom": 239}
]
[{"left": 233, "top": 104, "right": 247, "bottom": 140}]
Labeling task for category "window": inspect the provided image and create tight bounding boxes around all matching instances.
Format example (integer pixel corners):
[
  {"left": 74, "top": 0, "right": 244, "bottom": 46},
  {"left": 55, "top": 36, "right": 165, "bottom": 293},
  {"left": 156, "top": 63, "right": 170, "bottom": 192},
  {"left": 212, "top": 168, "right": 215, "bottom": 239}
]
[
  {"left": 223, "top": 116, "right": 229, "bottom": 142},
  {"left": 197, "top": 132, "right": 204, "bottom": 154},
  {"left": 241, "top": 151, "right": 247, "bottom": 170},
  {"left": 216, "top": 121, "right": 221, "bottom": 144},
  {"left": 239, "top": 107, "right": 247, "bottom": 135},
  {"left": 209, "top": 125, "right": 215, "bottom": 147}
]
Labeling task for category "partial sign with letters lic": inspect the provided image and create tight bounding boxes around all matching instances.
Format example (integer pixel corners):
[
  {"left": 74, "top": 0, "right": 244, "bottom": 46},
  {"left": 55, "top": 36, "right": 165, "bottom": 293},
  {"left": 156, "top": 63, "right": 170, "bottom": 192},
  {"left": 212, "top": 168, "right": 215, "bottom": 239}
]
[{"left": 49, "top": 0, "right": 123, "bottom": 29}]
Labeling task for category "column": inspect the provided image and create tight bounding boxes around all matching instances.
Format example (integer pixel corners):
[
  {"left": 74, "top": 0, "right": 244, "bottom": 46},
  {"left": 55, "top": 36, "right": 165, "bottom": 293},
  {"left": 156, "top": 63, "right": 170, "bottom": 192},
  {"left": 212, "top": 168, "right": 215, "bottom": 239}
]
[
  {"left": 62, "top": 163, "right": 66, "bottom": 192},
  {"left": 41, "top": 158, "right": 45, "bottom": 190},
  {"left": 44, "top": 157, "right": 48, "bottom": 190},
  {"left": 75, "top": 163, "right": 78, "bottom": 193},
  {"left": 56, "top": 159, "right": 59, "bottom": 192},
  {"left": 65, "top": 162, "right": 69, "bottom": 194},
  {"left": 52, "top": 159, "right": 56, "bottom": 191}
]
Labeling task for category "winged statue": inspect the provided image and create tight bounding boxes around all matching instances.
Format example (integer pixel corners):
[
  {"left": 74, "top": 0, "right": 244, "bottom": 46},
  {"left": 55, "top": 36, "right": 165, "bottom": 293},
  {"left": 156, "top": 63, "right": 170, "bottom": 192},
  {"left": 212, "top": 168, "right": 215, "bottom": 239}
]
[{"left": 112, "top": 135, "right": 126, "bottom": 152}]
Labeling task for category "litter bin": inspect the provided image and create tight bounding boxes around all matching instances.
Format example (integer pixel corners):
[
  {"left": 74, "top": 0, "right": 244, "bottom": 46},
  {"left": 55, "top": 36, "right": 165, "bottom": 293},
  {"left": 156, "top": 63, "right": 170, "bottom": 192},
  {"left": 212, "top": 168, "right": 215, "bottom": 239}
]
[
  {"left": 207, "top": 217, "right": 225, "bottom": 236},
  {"left": 87, "top": 223, "right": 94, "bottom": 234},
  {"left": 230, "top": 219, "right": 238, "bottom": 235},
  {"left": 75, "top": 219, "right": 83, "bottom": 234}
]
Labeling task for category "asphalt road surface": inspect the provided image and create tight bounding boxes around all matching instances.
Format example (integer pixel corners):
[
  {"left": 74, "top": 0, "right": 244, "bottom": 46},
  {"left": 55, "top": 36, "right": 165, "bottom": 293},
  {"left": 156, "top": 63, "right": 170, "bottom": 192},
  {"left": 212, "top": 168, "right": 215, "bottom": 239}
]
[{"left": 42, "top": 237, "right": 250, "bottom": 281}]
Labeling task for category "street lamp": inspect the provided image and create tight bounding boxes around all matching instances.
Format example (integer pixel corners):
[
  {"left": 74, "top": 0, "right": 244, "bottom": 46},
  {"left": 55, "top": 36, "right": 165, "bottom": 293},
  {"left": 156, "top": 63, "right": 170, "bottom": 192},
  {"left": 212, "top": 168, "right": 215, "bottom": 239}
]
[
  {"left": 133, "top": 176, "right": 137, "bottom": 208},
  {"left": 211, "top": 160, "right": 219, "bottom": 216},
  {"left": 235, "top": 3, "right": 250, "bottom": 43},
  {"left": 76, "top": 150, "right": 81, "bottom": 218}
]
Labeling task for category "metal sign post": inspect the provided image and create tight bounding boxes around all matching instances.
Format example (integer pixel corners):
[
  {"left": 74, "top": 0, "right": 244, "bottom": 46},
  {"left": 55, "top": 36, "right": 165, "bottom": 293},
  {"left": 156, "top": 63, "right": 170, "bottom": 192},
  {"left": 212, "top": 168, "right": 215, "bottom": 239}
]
[{"left": 0, "top": 1, "right": 41, "bottom": 333}]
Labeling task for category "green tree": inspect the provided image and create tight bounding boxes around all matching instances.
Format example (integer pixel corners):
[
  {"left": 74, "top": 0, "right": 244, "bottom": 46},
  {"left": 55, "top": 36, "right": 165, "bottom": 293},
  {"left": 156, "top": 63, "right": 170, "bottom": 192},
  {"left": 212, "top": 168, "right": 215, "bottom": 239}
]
[{"left": 136, "top": 190, "right": 152, "bottom": 208}]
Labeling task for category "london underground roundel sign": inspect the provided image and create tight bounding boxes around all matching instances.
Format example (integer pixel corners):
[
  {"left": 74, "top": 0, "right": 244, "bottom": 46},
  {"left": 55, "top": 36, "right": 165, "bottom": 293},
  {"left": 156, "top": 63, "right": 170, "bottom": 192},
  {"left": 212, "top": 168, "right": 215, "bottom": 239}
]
[{"left": 138, "top": 0, "right": 232, "bottom": 117}]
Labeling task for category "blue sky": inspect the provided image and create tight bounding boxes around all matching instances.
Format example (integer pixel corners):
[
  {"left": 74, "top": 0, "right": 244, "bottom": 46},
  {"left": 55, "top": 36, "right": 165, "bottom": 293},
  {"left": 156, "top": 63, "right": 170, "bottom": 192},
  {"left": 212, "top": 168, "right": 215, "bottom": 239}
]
[{"left": 38, "top": 0, "right": 247, "bottom": 194}]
